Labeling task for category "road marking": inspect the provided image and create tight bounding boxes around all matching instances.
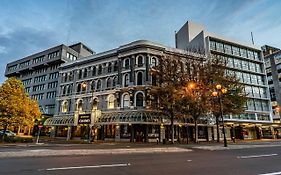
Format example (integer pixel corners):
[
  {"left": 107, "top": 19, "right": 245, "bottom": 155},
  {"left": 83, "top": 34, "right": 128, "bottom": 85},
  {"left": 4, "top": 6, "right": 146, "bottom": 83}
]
[
  {"left": 237, "top": 153, "right": 278, "bottom": 159},
  {"left": 44, "top": 163, "right": 131, "bottom": 171},
  {"left": 187, "top": 160, "right": 192, "bottom": 162},
  {"left": 259, "top": 171, "right": 281, "bottom": 175}
]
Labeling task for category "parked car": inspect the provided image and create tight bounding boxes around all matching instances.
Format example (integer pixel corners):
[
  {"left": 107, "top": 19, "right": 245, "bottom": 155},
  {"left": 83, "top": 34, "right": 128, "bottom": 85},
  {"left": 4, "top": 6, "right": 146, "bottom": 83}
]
[{"left": 0, "top": 130, "right": 16, "bottom": 137}]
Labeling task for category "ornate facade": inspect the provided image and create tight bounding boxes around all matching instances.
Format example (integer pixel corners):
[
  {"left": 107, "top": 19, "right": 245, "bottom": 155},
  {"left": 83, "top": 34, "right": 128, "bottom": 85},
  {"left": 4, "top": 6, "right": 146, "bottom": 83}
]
[{"left": 45, "top": 40, "right": 213, "bottom": 142}]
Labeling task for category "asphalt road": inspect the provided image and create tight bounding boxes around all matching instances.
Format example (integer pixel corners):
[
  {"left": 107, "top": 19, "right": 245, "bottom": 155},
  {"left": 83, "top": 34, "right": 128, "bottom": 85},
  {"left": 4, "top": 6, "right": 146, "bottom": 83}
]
[{"left": 1, "top": 146, "right": 281, "bottom": 175}]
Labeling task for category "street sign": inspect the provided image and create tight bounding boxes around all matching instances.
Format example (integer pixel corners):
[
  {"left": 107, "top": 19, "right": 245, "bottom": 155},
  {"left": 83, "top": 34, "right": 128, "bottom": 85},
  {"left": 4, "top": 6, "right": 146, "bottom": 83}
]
[{"left": 38, "top": 124, "right": 43, "bottom": 128}]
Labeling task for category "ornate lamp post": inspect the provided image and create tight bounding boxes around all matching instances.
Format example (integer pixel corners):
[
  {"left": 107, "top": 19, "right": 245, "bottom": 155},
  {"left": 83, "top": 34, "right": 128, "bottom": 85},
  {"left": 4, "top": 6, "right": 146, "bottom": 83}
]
[{"left": 212, "top": 84, "right": 228, "bottom": 147}]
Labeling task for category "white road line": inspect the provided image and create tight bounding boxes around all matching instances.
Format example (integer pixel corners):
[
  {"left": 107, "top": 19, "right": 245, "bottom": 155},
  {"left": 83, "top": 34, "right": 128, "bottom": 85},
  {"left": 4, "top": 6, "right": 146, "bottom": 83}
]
[
  {"left": 237, "top": 153, "right": 278, "bottom": 159},
  {"left": 259, "top": 171, "right": 281, "bottom": 175},
  {"left": 45, "top": 163, "right": 130, "bottom": 171}
]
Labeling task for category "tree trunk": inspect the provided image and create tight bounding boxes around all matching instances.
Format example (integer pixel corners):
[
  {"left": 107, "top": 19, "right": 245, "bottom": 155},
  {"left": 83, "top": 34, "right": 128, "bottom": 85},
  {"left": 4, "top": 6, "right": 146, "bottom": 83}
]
[
  {"left": 216, "top": 115, "right": 220, "bottom": 142},
  {"left": 194, "top": 119, "right": 198, "bottom": 143},
  {"left": 171, "top": 113, "right": 174, "bottom": 144}
]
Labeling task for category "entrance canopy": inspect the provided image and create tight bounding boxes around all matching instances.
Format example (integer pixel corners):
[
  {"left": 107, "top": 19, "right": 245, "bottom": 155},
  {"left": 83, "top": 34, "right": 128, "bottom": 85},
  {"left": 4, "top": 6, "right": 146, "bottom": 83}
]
[
  {"left": 44, "top": 116, "right": 74, "bottom": 126},
  {"left": 96, "top": 110, "right": 170, "bottom": 125}
]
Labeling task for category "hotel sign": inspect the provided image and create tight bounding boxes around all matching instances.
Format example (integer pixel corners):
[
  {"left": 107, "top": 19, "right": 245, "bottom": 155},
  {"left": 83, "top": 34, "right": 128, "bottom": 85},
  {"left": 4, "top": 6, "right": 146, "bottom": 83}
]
[{"left": 78, "top": 114, "right": 91, "bottom": 124}]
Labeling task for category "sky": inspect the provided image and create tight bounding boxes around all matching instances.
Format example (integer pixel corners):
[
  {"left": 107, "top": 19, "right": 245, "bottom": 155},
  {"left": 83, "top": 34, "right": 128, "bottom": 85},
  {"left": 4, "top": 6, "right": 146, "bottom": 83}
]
[{"left": 0, "top": 0, "right": 281, "bottom": 83}]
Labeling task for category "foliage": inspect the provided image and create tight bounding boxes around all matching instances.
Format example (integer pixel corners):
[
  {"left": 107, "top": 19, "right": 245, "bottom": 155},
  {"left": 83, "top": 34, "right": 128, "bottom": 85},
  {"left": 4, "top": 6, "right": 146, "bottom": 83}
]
[
  {"left": 0, "top": 77, "right": 41, "bottom": 130},
  {"left": 150, "top": 53, "right": 247, "bottom": 143}
]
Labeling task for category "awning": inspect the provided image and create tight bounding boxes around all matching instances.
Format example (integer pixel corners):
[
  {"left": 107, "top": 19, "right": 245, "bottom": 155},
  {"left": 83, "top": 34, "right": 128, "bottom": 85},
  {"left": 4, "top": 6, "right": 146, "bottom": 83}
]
[
  {"left": 44, "top": 116, "right": 74, "bottom": 126},
  {"left": 96, "top": 110, "right": 170, "bottom": 125}
]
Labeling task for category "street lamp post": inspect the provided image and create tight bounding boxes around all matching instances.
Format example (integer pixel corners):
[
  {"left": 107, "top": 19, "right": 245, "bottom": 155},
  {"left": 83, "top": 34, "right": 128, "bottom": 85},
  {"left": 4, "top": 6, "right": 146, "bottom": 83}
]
[{"left": 212, "top": 84, "right": 228, "bottom": 147}]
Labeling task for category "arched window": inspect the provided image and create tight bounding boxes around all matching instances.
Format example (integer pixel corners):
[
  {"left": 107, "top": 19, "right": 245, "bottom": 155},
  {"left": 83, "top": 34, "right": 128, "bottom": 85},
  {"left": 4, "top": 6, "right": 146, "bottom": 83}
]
[
  {"left": 137, "top": 72, "right": 143, "bottom": 85},
  {"left": 76, "top": 83, "right": 81, "bottom": 92},
  {"left": 92, "top": 66, "right": 96, "bottom": 76},
  {"left": 136, "top": 93, "right": 144, "bottom": 107},
  {"left": 124, "top": 74, "right": 130, "bottom": 87},
  {"left": 83, "top": 68, "right": 88, "bottom": 78},
  {"left": 81, "top": 82, "right": 87, "bottom": 92},
  {"left": 108, "top": 62, "right": 112, "bottom": 73},
  {"left": 77, "top": 99, "right": 83, "bottom": 112},
  {"left": 107, "top": 78, "right": 112, "bottom": 89},
  {"left": 112, "top": 76, "right": 117, "bottom": 87},
  {"left": 61, "top": 101, "right": 68, "bottom": 112},
  {"left": 124, "top": 59, "right": 130, "bottom": 69},
  {"left": 151, "top": 57, "right": 157, "bottom": 67},
  {"left": 69, "top": 72, "right": 73, "bottom": 81},
  {"left": 67, "top": 84, "right": 72, "bottom": 94},
  {"left": 90, "top": 81, "right": 95, "bottom": 91},
  {"left": 96, "top": 79, "right": 101, "bottom": 91},
  {"left": 123, "top": 94, "right": 130, "bottom": 108},
  {"left": 64, "top": 73, "right": 67, "bottom": 82},
  {"left": 107, "top": 95, "right": 115, "bottom": 109},
  {"left": 78, "top": 69, "right": 82, "bottom": 79},
  {"left": 92, "top": 98, "right": 98, "bottom": 110},
  {"left": 98, "top": 65, "right": 102, "bottom": 75},
  {"left": 114, "top": 61, "right": 118, "bottom": 72},
  {"left": 62, "top": 86, "right": 66, "bottom": 95},
  {"left": 137, "top": 55, "right": 144, "bottom": 67}
]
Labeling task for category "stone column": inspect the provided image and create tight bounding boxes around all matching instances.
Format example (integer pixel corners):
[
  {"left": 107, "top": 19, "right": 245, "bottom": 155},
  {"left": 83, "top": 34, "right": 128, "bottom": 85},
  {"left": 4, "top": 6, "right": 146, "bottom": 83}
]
[
  {"left": 160, "top": 125, "right": 165, "bottom": 143},
  {"left": 66, "top": 126, "right": 72, "bottom": 141},
  {"left": 115, "top": 125, "right": 120, "bottom": 141},
  {"left": 144, "top": 125, "right": 148, "bottom": 143}
]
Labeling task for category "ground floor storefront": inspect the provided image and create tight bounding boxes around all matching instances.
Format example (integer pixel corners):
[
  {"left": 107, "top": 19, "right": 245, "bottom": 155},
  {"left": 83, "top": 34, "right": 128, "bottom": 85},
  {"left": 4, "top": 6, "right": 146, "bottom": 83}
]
[{"left": 44, "top": 110, "right": 280, "bottom": 143}]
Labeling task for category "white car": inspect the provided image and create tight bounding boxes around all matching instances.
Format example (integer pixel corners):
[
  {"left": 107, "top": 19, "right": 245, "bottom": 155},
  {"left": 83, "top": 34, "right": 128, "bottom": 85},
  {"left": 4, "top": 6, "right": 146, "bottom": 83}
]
[{"left": 0, "top": 130, "right": 16, "bottom": 137}]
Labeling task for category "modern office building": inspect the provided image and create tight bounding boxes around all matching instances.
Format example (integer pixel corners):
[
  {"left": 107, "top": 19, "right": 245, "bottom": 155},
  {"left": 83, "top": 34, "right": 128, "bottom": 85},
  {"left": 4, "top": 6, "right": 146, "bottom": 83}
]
[
  {"left": 176, "top": 21, "right": 274, "bottom": 139},
  {"left": 262, "top": 45, "right": 281, "bottom": 125},
  {"left": 5, "top": 43, "right": 94, "bottom": 117},
  {"left": 44, "top": 40, "right": 213, "bottom": 142}
]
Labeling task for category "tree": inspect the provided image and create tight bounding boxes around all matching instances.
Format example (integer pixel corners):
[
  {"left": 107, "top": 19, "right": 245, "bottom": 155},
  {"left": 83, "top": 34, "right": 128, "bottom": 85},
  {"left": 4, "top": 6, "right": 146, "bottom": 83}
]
[
  {"left": 150, "top": 55, "right": 187, "bottom": 143},
  {"left": 151, "top": 52, "right": 247, "bottom": 144},
  {"left": 206, "top": 55, "right": 247, "bottom": 142},
  {"left": 0, "top": 77, "right": 41, "bottom": 140}
]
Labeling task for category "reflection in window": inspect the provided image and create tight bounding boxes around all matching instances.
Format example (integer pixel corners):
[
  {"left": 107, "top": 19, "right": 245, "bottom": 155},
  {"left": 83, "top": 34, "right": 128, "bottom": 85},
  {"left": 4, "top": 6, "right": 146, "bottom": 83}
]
[
  {"left": 107, "top": 95, "right": 115, "bottom": 109},
  {"left": 124, "top": 74, "right": 129, "bottom": 87},
  {"left": 124, "top": 59, "right": 130, "bottom": 69},
  {"left": 123, "top": 94, "right": 130, "bottom": 107},
  {"left": 107, "top": 78, "right": 112, "bottom": 88},
  {"left": 61, "top": 101, "right": 68, "bottom": 113},
  {"left": 108, "top": 62, "right": 112, "bottom": 73},
  {"left": 137, "top": 56, "right": 143, "bottom": 66},
  {"left": 137, "top": 72, "right": 143, "bottom": 85},
  {"left": 151, "top": 57, "right": 157, "bottom": 67},
  {"left": 136, "top": 93, "right": 144, "bottom": 107},
  {"left": 97, "top": 80, "right": 101, "bottom": 91},
  {"left": 77, "top": 100, "right": 83, "bottom": 111},
  {"left": 92, "top": 66, "right": 96, "bottom": 76}
]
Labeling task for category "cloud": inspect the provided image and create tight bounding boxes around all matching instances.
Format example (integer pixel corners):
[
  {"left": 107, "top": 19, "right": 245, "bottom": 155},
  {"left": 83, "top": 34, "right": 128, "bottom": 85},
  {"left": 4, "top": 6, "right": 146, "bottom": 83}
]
[{"left": 0, "top": 27, "right": 61, "bottom": 83}]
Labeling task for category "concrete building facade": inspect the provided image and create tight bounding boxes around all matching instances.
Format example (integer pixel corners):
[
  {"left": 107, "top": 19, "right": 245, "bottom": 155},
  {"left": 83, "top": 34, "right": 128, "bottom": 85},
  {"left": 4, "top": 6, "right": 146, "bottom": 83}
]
[
  {"left": 262, "top": 45, "right": 281, "bottom": 134},
  {"left": 5, "top": 43, "right": 94, "bottom": 116},
  {"left": 176, "top": 21, "right": 274, "bottom": 139}
]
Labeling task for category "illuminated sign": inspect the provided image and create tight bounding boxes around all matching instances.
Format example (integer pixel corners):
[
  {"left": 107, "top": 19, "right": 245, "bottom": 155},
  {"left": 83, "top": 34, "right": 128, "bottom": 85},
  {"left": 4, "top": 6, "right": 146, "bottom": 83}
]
[{"left": 78, "top": 114, "right": 91, "bottom": 124}]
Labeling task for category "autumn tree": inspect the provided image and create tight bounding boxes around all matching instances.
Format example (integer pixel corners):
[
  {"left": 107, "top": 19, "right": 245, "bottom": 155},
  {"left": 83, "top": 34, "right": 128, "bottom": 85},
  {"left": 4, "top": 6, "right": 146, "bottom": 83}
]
[
  {"left": 0, "top": 77, "right": 41, "bottom": 140},
  {"left": 206, "top": 55, "right": 247, "bottom": 142},
  {"left": 150, "top": 54, "right": 203, "bottom": 143},
  {"left": 151, "top": 52, "right": 247, "bottom": 144}
]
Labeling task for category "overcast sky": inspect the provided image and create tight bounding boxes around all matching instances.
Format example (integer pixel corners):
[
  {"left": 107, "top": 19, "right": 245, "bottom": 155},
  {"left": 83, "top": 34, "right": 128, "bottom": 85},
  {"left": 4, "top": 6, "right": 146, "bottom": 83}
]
[{"left": 1, "top": 0, "right": 280, "bottom": 83}]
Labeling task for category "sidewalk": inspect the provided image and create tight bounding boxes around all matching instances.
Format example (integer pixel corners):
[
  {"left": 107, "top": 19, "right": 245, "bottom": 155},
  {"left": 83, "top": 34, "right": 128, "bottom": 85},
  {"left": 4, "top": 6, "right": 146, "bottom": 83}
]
[
  {"left": 1, "top": 139, "right": 281, "bottom": 158},
  {"left": 0, "top": 146, "right": 192, "bottom": 158}
]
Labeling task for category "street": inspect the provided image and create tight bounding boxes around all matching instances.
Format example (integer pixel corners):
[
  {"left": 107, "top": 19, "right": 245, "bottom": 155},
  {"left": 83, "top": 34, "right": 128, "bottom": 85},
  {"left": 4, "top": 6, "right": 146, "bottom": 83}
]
[{"left": 1, "top": 142, "right": 281, "bottom": 175}]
